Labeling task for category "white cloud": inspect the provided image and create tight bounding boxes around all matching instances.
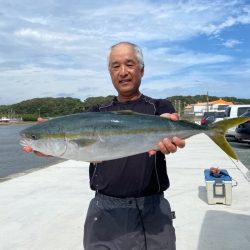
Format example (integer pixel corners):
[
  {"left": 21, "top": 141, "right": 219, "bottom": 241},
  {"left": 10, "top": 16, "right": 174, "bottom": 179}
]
[
  {"left": 143, "top": 48, "right": 233, "bottom": 79},
  {"left": 15, "top": 28, "right": 80, "bottom": 42},
  {"left": 0, "top": 0, "right": 250, "bottom": 104},
  {"left": 222, "top": 39, "right": 242, "bottom": 48},
  {"left": 20, "top": 16, "right": 48, "bottom": 25}
]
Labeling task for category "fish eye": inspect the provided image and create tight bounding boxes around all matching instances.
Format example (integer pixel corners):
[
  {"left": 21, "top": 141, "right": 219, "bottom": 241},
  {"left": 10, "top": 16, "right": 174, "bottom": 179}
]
[{"left": 31, "top": 134, "right": 37, "bottom": 140}]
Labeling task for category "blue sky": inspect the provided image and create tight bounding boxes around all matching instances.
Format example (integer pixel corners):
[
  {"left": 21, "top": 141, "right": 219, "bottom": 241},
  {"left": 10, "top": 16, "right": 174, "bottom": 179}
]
[{"left": 0, "top": 0, "right": 250, "bottom": 105}]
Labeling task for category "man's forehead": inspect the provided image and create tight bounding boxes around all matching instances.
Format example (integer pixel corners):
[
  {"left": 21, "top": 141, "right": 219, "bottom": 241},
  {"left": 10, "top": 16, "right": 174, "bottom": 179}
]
[
  {"left": 110, "top": 45, "right": 137, "bottom": 62},
  {"left": 112, "top": 43, "right": 133, "bottom": 51},
  {"left": 111, "top": 44, "right": 135, "bottom": 55}
]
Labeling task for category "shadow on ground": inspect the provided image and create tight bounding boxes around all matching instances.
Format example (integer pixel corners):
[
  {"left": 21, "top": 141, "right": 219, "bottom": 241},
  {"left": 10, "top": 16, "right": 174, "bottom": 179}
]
[
  {"left": 197, "top": 210, "right": 250, "bottom": 250},
  {"left": 198, "top": 186, "right": 208, "bottom": 204}
]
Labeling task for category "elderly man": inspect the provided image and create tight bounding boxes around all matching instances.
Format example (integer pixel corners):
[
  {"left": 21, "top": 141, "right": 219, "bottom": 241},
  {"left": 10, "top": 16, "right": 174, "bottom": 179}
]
[{"left": 84, "top": 42, "right": 185, "bottom": 250}]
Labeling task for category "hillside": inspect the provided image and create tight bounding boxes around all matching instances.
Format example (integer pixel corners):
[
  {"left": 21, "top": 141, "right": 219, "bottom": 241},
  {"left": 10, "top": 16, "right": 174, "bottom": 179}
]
[
  {"left": 167, "top": 95, "right": 250, "bottom": 105},
  {"left": 1, "top": 95, "right": 250, "bottom": 118}
]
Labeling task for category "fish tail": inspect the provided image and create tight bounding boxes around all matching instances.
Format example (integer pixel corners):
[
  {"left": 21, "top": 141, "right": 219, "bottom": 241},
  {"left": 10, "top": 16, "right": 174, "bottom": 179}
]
[{"left": 205, "top": 117, "right": 250, "bottom": 160}]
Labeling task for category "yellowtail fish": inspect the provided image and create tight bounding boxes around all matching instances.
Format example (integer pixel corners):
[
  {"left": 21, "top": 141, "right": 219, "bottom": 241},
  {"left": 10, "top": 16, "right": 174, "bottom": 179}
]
[{"left": 20, "top": 111, "right": 249, "bottom": 162}]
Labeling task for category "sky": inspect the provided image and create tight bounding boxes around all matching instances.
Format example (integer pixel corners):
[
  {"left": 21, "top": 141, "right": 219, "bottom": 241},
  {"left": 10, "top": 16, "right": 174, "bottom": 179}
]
[{"left": 0, "top": 0, "right": 250, "bottom": 105}]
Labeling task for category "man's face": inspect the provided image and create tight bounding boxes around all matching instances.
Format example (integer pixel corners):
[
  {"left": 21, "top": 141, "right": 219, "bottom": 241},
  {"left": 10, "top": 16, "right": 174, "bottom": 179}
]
[{"left": 108, "top": 44, "right": 144, "bottom": 97}]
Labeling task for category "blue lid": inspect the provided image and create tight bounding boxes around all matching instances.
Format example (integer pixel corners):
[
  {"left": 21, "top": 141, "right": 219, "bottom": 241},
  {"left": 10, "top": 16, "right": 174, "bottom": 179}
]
[{"left": 204, "top": 169, "right": 232, "bottom": 181}]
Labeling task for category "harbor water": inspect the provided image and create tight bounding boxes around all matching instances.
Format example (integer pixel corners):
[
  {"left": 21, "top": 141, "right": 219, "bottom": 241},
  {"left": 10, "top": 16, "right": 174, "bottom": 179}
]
[{"left": 0, "top": 124, "right": 64, "bottom": 181}]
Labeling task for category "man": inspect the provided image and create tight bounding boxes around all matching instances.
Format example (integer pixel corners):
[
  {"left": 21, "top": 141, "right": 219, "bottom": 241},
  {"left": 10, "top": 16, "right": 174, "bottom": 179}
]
[
  {"left": 84, "top": 42, "right": 185, "bottom": 250},
  {"left": 23, "top": 42, "right": 185, "bottom": 249}
]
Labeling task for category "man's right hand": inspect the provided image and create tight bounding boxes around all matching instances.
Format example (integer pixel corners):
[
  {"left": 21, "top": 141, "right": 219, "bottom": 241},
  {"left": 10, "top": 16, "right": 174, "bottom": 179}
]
[{"left": 148, "top": 113, "right": 185, "bottom": 156}]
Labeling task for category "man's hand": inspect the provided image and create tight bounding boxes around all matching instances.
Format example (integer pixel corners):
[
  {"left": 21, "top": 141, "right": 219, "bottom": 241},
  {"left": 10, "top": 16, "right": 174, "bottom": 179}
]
[
  {"left": 23, "top": 145, "right": 50, "bottom": 157},
  {"left": 148, "top": 113, "right": 185, "bottom": 156}
]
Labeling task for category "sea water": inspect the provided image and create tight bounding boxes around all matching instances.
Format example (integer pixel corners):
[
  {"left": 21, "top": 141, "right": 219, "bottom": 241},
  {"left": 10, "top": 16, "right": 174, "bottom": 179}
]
[{"left": 0, "top": 124, "right": 64, "bottom": 181}]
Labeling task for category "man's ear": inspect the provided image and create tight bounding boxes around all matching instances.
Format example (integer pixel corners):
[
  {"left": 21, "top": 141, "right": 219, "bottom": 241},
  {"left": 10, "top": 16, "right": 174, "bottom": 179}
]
[{"left": 141, "top": 66, "right": 144, "bottom": 77}]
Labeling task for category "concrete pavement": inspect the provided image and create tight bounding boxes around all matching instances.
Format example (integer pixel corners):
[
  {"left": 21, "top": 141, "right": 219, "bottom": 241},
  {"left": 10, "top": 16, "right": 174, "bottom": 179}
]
[{"left": 0, "top": 134, "right": 249, "bottom": 250}]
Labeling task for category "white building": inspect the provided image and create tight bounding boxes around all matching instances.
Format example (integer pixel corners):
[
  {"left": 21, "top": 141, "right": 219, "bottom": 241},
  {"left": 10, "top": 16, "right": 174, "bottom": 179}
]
[{"left": 185, "top": 98, "right": 233, "bottom": 116}]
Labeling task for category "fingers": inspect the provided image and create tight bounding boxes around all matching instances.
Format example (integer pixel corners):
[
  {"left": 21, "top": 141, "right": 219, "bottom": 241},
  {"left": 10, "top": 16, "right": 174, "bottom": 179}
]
[
  {"left": 160, "top": 113, "right": 179, "bottom": 121},
  {"left": 22, "top": 146, "right": 49, "bottom": 157},
  {"left": 158, "top": 138, "right": 177, "bottom": 155},
  {"left": 148, "top": 149, "right": 156, "bottom": 156},
  {"left": 23, "top": 145, "right": 33, "bottom": 153},
  {"left": 172, "top": 136, "right": 185, "bottom": 148},
  {"left": 150, "top": 137, "right": 185, "bottom": 156},
  {"left": 157, "top": 113, "right": 185, "bottom": 155},
  {"left": 37, "top": 117, "right": 47, "bottom": 122}
]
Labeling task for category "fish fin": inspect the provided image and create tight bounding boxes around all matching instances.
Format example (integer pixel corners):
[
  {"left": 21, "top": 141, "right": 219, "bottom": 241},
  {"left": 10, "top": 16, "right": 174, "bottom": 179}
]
[
  {"left": 206, "top": 117, "right": 250, "bottom": 160},
  {"left": 72, "top": 138, "right": 97, "bottom": 147},
  {"left": 211, "top": 117, "right": 250, "bottom": 133},
  {"left": 209, "top": 134, "right": 238, "bottom": 160}
]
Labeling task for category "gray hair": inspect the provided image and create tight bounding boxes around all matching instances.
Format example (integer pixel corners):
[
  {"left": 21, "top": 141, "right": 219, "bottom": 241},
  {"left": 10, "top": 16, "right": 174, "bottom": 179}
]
[{"left": 107, "top": 42, "right": 144, "bottom": 69}]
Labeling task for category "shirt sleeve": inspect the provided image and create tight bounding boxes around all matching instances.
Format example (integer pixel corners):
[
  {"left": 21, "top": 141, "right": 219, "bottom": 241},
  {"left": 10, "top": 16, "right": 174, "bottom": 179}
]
[{"left": 156, "top": 99, "right": 176, "bottom": 115}]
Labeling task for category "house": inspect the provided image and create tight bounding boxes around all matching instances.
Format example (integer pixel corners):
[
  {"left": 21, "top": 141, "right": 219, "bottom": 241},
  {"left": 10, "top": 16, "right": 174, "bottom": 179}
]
[{"left": 185, "top": 98, "right": 234, "bottom": 116}]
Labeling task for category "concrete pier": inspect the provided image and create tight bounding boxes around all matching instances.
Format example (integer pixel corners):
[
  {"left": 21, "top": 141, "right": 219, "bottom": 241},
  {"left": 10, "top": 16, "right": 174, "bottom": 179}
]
[{"left": 0, "top": 134, "right": 250, "bottom": 250}]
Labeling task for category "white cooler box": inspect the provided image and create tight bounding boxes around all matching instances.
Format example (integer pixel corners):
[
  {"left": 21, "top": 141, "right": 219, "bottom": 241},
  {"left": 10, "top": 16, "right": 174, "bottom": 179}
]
[{"left": 204, "top": 169, "right": 232, "bottom": 205}]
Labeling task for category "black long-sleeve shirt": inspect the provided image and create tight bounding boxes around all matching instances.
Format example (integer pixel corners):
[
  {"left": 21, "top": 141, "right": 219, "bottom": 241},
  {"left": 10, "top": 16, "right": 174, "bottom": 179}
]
[{"left": 89, "top": 94, "right": 175, "bottom": 198}]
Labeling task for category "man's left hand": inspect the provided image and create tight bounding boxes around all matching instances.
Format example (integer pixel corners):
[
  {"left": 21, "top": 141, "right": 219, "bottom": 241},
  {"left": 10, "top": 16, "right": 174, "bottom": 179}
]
[{"left": 148, "top": 113, "right": 185, "bottom": 156}]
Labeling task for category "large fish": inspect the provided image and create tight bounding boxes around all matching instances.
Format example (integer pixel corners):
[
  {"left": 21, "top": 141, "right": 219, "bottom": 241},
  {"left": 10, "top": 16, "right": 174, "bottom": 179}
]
[{"left": 20, "top": 111, "right": 249, "bottom": 162}]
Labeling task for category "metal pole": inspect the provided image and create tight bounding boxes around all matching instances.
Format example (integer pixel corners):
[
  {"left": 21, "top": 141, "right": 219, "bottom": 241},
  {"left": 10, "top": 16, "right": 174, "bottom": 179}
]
[{"left": 206, "top": 91, "right": 209, "bottom": 112}]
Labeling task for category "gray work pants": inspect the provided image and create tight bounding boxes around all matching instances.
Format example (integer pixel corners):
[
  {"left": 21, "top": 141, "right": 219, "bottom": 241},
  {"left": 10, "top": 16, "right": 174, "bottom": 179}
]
[{"left": 84, "top": 192, "right": 176, "bottom": 250}]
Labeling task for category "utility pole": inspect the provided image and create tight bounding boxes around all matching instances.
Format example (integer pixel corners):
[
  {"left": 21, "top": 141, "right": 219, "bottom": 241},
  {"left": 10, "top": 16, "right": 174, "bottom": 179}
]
[
  {"left": 178, "top": 100, "right": 181, "bottom": 116},
  {"left": 206, "top": 91, "right": 209, "bottom": 112}
]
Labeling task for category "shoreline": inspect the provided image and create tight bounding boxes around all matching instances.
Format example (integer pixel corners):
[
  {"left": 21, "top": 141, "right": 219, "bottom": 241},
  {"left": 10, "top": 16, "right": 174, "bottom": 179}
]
[
  {"left": 0, "top": 158, "right": 65, "bottom": 183},
  {"left": 0, "top": 121, "right": 35, "bottom": 126}
]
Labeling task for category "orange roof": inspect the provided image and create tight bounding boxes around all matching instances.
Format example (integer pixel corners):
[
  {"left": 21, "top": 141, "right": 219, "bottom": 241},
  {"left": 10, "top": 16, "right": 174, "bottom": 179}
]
[
  {"left": 185, "top": 104, "right": 193, "bottom": 109},
  {"left": 194, "top": 102, "right": 210, "bottom": 106},
  {"left": 209, "top": 98, "right": 233, "bottom": 105},
  {"left": 191, "top": 98, "right": 233, "bottom": 107}
]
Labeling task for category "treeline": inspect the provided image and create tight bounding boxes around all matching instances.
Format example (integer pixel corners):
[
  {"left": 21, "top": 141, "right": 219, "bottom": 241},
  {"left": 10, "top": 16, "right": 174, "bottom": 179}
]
[
  {"left": 0, "top": 97, "right": 83, "bottom": 118},
  {"left": 167, "top": 95, "right": 250, "bottom": 105},
  {"left": 0, "top": 95, "right": 249, "bottom": 119},
  {"left": 0, "top": 96, "right": 114, "bottom": 118}
]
